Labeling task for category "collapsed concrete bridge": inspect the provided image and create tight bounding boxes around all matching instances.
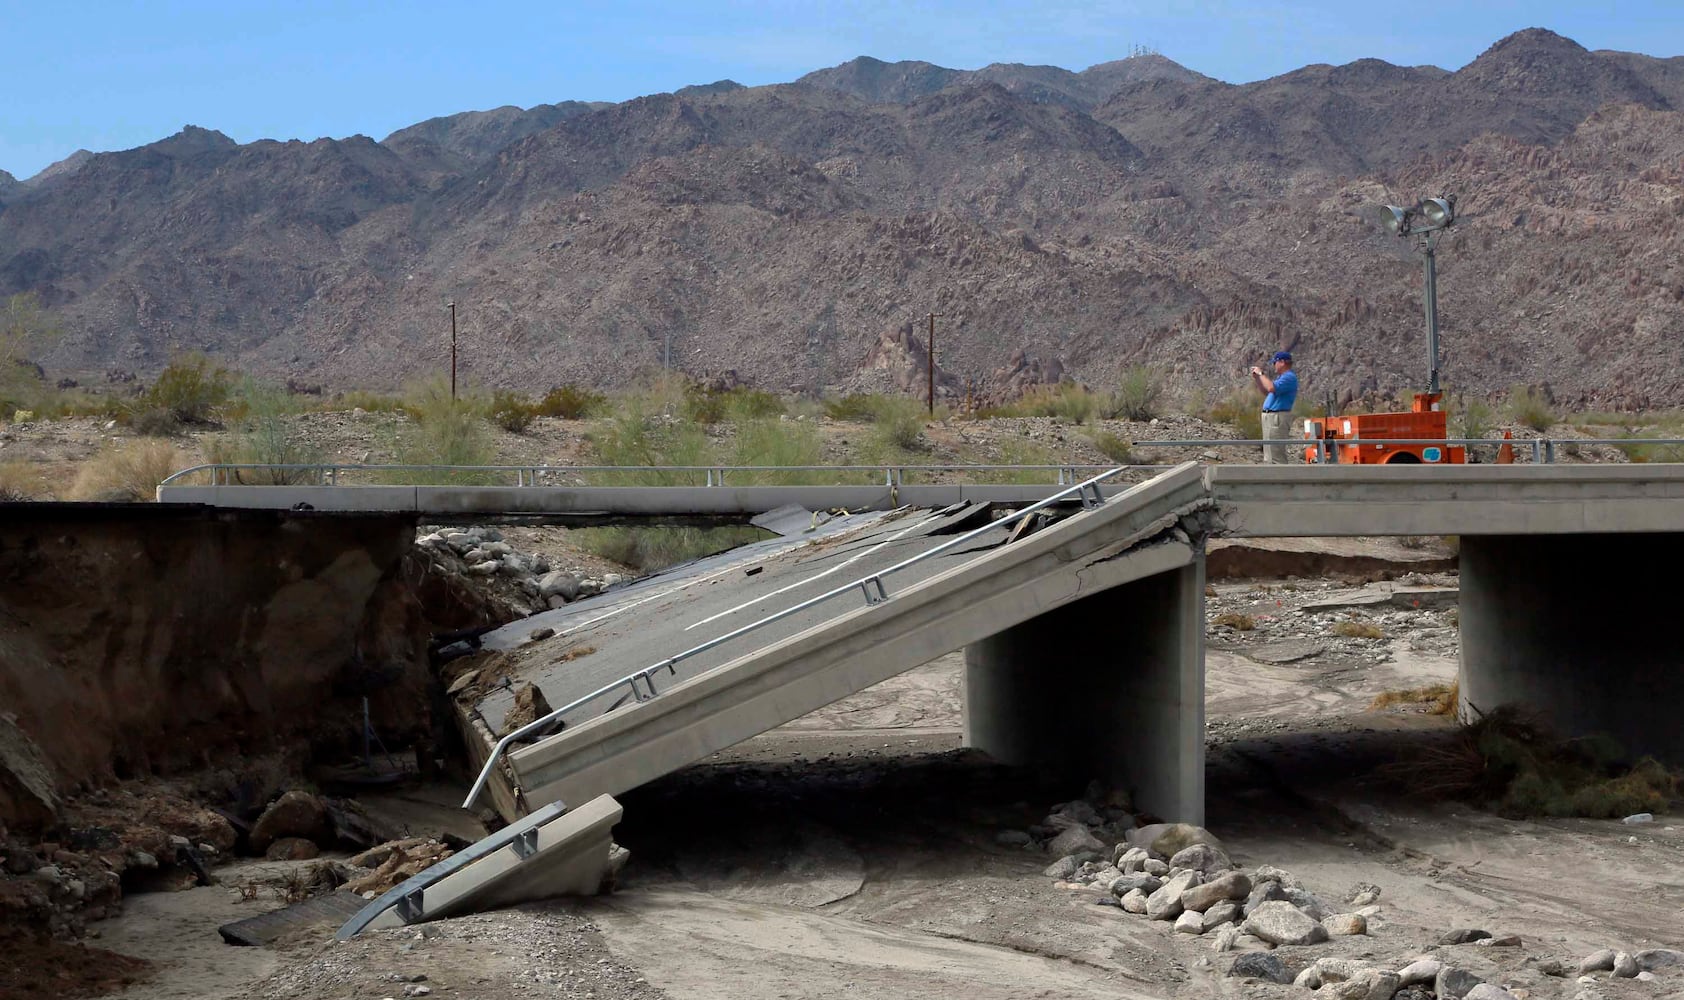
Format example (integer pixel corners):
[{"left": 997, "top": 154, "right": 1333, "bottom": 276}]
[{"left": 417, "top": 463, "right": 1684, "bottom": 831}]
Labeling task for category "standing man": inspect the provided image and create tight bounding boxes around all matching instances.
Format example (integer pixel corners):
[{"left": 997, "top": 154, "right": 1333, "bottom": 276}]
[{"left": 1250, "top": 351, "right": 1298, "bottom": 464}]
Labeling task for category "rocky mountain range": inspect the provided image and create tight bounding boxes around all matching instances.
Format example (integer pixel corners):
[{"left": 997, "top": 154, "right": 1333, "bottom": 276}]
[{"left": 2, "top": 28, "right": 1682, "bottom": 408}]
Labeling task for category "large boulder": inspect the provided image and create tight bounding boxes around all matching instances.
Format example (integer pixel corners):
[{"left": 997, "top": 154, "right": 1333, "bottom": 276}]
[
  {"left": 264, "top": 837, "right": 321, "bottom": 861},
  {"left": 1168, "top": 843, "right": 1233, "bottom": 878},
  {"left": 1181, "top": 871, "right": 1252, "bottom": 913},
  {"left": 1128, "top": 823, "right": 1223, "bottom": 858},
  {"left": 249, "top": 790, "right": 331, "bottom": 854},
  {"left": 1637, "top": 949, "right": 1684, "bottom": 972},
  {"left": 1398, "top": 958, "right": 1442, "bottom": 986},
  {"left": 1242, "top": 900, "right": 1328, "bottom": 946},
  {"left": 537, "top": 571, "right": 580, "bottom": 601},
  {"left": 1322, "top": 912, "right": 1367, "bottom": 936}
]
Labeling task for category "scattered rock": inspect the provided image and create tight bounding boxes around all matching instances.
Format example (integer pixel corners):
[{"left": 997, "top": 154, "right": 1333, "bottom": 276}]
[
  {"left": 1294, "top": 967, "right": 1323, "bottom": 989},
  {"left": 1174, "top": 910, "right": 1204, "bottom": 935},
  {"left": 1243, "top": 879, "right": 1292, "bottom": 916},
  {"left": 1614, "top": 952, "right": 1639, "bottom": 978},
  {"left": 1146, "top": 869, "right": 1201, "bottom": 921},
  {"left": 1636, "top": 949, "right": 1684, "bottom": 971},
  {"left": 537, "top": 571, "right": 580, "bottom": 601},
  {"left": 1435, "top": 966, "right": 1485, "bottom": 999},
  {"left": 1395, "top": 990, "right": 1433, "bottom": 1000},
  {"left": 1120, "top": 888, "right": 1149, "bottom": 914},
  {"left": 1314, "top": 957, "right": 1368, "bottom": 983},
  {"left": 1322, "top": 912, "right": 1367, "bottom": 936},
  {"left": 1579, "top": 949, "right": 1616, "bottom": 974},
  {"left": 1621, "top": 813, "right": 1653, "bottom": 825},
  {"left": 1285, "top": 886, "right": 1332, "bottom": 920},
  {"left": 1242, "top": 900, "right": 1328, "bottom": 946},
  {"left": 1181, "top": 871, "right": 1251, "bottom": 912},
  {"left": 1042, "top": 855, "right": 1081, "bottom": 880},
  {"left": 995, "top": 830, "right": 1031, "bottom": 847},
  {"left": 1399, "top": 958, "right": 1444, "bottom": 985},
  {"left": 1478, "top": 934, "right": 1521, "bottom": 947},
  {"left": 264, "top": 837, "right": 321, "bottom": 861},
  {"left": 1142, "top": 858, "right": 1168, "bottom": 876},
  {"left": 1113, "top": 845, "right": 1149, "bottom": 870},
  {"left": 249, "top": 790, "right": 332, "bottom": 854},
  {"left": 1047, "top": 825, "right": 1106, "bottom": 857},
  {"left": 1228, "top": 952, "right": 1292, "bottom": 985},
  {"left": 527, "top": 627, "right": 555, "bottom": 641},
  {"left": 1533, "top": 957, "right": 1567, "bottom": 977},
  {"left": 1440, "top": 928, "right": 1494, "bottom": 945},
  {"left": 1168, "top": 843, "right": 1233, "bottom": 877},
  {"left": 1463, "top": 985, "right": 1518, "bottom": 1000},
  {"left": 1331, "top": 970, "right": 1400, "bottom": 1000},
  {"left": 1210, "top": 925, "right": 1241, "bottom": 952},
  {"left": 1109, "top": 873, "right": 1163, "bottom": 896},
  {"left": 1201, "top": 900, "right": 1240, "bottom": 932}
]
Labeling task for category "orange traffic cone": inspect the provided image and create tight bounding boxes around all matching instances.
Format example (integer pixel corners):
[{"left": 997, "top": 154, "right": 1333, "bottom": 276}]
[{"left": 1496, "top": 430, "right": 1515, "bottom": 465}]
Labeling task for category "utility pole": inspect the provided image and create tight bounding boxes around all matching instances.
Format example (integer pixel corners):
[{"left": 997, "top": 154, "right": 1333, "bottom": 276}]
[
  {"left": 447, "top": 300, "right": 458, "bottom": 401},
  {"left": 1421, "top": 234, "right": 1441, "bottom": 394},
  {"left": 926, "top": 312, "right": 943, "bottom": 416}
]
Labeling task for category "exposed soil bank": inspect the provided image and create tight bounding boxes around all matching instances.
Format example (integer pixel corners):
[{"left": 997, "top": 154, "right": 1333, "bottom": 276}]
[{"left": 0, "top": 505, "right": 429, "bottom": 830}]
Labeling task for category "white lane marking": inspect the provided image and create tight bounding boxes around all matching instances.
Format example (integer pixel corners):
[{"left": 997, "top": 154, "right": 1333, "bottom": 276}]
[
  {"left": 682, "top": 512, "right": 937, "bottom": 631},
  {"left": 544, "top": 513, "right": 902, "bottom": 646}
]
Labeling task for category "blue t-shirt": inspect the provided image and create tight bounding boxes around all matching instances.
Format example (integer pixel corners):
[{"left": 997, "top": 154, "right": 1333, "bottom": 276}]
[{"left": 1264, "top": 370, "right": 1298, "bottom": 412}]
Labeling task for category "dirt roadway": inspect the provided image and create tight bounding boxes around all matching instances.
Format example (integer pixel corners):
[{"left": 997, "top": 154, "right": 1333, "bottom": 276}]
[{"left": 92, "top": 589, "right": 1684, "bottom": 1000}]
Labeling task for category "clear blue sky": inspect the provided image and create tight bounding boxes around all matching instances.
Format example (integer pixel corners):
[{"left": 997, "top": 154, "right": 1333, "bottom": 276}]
[{"left": 3, "top": 0, "right": 1680, "bottom": 179}]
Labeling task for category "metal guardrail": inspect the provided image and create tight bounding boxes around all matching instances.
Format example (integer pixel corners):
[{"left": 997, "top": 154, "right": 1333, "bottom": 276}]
[
  {"left": 459, "top": 464, "right": 1128, "bottom": 810},
  {"left": 160, "top": 438, "right": 1684, "bottom": 489},
  {"left": 334, "top": 799, "right": 570, "bottom": 939},
  {"left": 158, "top": 462, "right": 1121, "bottom": 487}
]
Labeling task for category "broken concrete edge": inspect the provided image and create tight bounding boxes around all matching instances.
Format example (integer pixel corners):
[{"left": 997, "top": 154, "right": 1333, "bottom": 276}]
[{"left": 336, "top": 794, "right": 621, "bottom": 940}]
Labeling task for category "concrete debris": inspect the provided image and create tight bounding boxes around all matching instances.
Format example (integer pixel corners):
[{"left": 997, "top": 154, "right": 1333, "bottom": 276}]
[{"left": 501, "top": 682, "right": 554, "bottom": 738}]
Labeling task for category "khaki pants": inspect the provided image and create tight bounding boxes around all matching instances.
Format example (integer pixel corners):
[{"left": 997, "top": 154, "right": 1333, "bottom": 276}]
[{"left": 1261, "top": 410, "right": 1294, "bottom": 464}]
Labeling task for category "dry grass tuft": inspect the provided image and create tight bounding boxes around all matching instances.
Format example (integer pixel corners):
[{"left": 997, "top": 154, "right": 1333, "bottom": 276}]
[
  {"left": 1369, "top": 680, "right": 1459, "bottom": 715},
  {"left": 1213, "top": 612, "right": 1255, "bottom": 631},
  {"left": 0, "top": 461, "right": 50, "bottom": 500},
  {"left": 1332, "top": 620, "right": 1386, "bottom": 640},
  {"left": 70, "top": 439, "right": 183, "bottom": 501}
]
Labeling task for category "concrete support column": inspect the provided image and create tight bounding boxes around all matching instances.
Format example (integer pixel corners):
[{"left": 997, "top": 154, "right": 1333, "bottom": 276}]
[
  {"left": 1460, "top": 534, "right": 1684, "bottom": 762},
  {"left": 962, "top": 561, "right": 1206, "bottom": 824}
]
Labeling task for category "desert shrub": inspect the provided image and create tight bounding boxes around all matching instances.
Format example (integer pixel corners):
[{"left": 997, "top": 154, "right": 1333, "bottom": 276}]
[
  {"left": 489, "top": 390, "right": 537, "bottom": 433},
  {"left": 126, "top": 407, "right": 184, "bottom": 437},
  {"left": 869, "top": 396, "right": 927, "bottom": 451},
  {"left": 682, "top": 386, "right": 728, "bottom": 425},
  {"left": 535, "top": 385, "right": 605, "bottom": 420},
  {"left": 1206, "top": 387, "right": 1262, "bottom": 440},
  {"left": 573, "top": 525, "right": 771, "bottom": 573},
  {"left": 1332, "top": 620, "right": 1385, "bottom": 639},
  {"left": 329, "top": 390, "right": 408, "bottom": 413},
  {"left": 824, "top": 393, "right": 886, "bottom": 422},
  {"left": 1506, "top": 384, "right": 1555, "bottom": 432},
  {"left": 588, "top": 399, "right": 713, "bottom": 485},
  {"left": 1383, "top": 704, "right": 1680, "bottom": 818},
  {"left": 1090, "top": 431, "right": 1134, "bottom": 464},
  {"left": 731, "top": 417, "right": 823, "bottom": 484},
  {"left": 70, "top": 439, "right": 182, "bottom": 501},
  {"left": 1448, "top": 394, "right": 1495, "bottom": 441},
  {"left": 1110, "top": 366, "right": 1164, "bottom": 421},
  {"left": 1008, "top": 383, "right": 1100, "bottom": 425},
  {"left": 143, "top": 353, "right": 232, "bottom": 426},
  {"left": 217, "top": 380, "right": 324, "bottom": 484},
  {"left": 1213, "top": 612, "right": 1255, "bottom": 630},
  {"left": 721, "top": 387, "right": 786, "bottom": 421},
  {"left": 389, "top": 378, "right": 495, "bottom": 482}
]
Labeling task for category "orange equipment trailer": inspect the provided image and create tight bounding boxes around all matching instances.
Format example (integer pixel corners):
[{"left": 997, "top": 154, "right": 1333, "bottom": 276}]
[{"left": 1303, "top": 194, "right": 1467, "bottom": 465}]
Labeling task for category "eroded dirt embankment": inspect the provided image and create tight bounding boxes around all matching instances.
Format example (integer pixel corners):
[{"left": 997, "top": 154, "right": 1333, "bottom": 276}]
[{"left": 0, "top": 507, "right": 433, "bottom": 830}]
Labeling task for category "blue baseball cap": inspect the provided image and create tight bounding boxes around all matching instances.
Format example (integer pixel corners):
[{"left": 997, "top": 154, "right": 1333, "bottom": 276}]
[{"left": 1272, "top": 351, "right": 1293, "bottom": 363}]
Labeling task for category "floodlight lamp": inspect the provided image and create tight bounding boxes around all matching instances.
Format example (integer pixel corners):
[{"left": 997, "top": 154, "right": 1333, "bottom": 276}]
[
  {"left": 1419, "top": 196, "right": 1455, "bottom": 228},
  {"left": 1380, "top": 205, "right": 1412, "bottom": 237}
]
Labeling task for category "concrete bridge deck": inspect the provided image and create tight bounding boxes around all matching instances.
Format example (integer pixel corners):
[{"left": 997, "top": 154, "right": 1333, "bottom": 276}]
[{"left": 449, "top": 462, "right": 1684, "bottom": 830}]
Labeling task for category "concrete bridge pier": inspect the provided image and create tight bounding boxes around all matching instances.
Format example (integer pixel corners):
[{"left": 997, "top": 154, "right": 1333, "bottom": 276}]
[
  {"left": 962, "top": 560, "right": 1206, "bottom": 825},
  {"left": 1459, "top": 534, "right": 1684, "bottom": 763}
]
